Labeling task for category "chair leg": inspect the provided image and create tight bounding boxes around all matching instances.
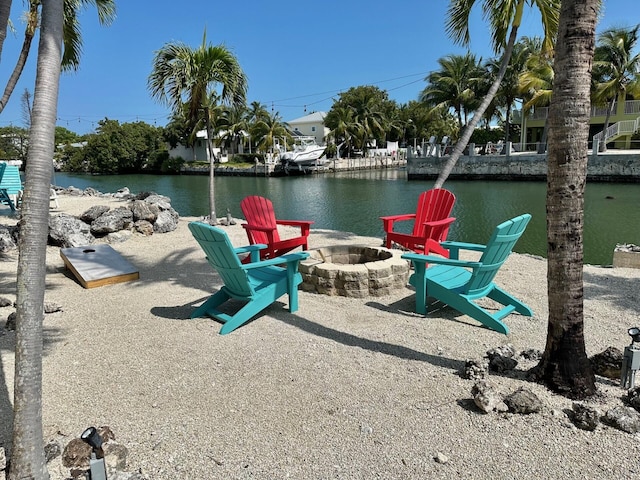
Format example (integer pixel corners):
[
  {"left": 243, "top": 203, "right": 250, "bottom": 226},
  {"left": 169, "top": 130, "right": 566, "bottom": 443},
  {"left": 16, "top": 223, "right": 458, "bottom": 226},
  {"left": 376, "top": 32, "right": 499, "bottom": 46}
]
[
  {"left": 218, "top": 295, "right": 274, "bottom": 335},
  {"left": 191, "top": 290, "right": 230, "bottom": 319},
  {"left": 487, "top": 286, "right": 533, "bottom": 317},
  {"left": 410, "top": 263, "right": 429, "bottom": 315},
  {"left": 448, "top": 297, "right": 510, "bottom": 335}
]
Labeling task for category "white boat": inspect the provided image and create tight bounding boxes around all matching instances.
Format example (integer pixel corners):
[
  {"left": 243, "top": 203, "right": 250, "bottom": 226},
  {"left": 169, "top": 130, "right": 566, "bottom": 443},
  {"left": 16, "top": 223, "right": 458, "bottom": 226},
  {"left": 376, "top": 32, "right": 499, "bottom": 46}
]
[{"left": 278, "top": 136, "right": 326, "bottom": 167}]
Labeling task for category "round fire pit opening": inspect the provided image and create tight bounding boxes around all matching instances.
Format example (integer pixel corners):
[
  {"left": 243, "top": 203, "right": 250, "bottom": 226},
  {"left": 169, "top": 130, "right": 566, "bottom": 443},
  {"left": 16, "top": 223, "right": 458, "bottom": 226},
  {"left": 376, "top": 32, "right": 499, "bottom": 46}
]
[{"left": 299, "top": 245, "right": 410, "bottom": 298}]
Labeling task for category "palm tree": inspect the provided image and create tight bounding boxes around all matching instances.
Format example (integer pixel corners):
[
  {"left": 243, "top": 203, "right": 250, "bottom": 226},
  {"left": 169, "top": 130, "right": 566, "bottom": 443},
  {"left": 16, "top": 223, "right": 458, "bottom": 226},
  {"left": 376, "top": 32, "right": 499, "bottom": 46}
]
[
  {"left": 489, "top": 38, "right": 536, "bottom": 144},
  {"left": 10, "top": 0, "right": 64, "bottom": 477},
  {"left": 433, "top": 0, "right": 560, "bottom": 188},
  {"left": 528, "top": 0, "right": 600, "bottom": 398},
  {"left": 0, "top": 0, "right": 11, "bottom": 60},
  {"left": 420, "top": 53, "right": 482, "bottom": 129},
  {"left": 220, "top": 103, "right": 249, "bottom": 155},
  {"left": 251, "top": 110, "right": 290, "bottom": 158},
  {"left": 148, "top": 31, "right": 247, "bottom": 224},
  {"left": 519, "top": 38, "right": 554, "bottom": 151},
  {"left": 325, "top": 106, "right": 356, "bottom": 158},
  {"left": 592, "top": 25, "right": 640, "bottom": 152},
  {"left": 246, "top": 101, "right": 270, "bottom": 153},
  {"left": 0, "top": 0, "right": 116, "bottom": 114}
]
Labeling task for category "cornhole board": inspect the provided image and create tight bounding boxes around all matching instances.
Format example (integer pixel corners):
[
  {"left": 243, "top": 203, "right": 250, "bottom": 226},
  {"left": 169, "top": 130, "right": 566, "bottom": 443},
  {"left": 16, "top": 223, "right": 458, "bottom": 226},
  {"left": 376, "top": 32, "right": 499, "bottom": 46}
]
[{"left": 60, "top": 244, "right": 139, "bottom": 288}]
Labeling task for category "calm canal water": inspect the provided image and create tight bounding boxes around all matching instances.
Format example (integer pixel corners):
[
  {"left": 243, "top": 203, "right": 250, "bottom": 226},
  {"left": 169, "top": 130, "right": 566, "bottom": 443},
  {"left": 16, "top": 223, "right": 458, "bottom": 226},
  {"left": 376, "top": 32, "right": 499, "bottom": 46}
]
[{"left": 52, "top": 169, "right": 639, "bottom": 266}]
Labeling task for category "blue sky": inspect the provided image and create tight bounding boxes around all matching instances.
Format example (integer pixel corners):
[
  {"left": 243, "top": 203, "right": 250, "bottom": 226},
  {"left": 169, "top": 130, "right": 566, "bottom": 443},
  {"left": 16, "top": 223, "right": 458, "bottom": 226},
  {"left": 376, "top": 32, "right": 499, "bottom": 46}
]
[{"left": 0, "top": 0, "right": 635, "bottom": 135}]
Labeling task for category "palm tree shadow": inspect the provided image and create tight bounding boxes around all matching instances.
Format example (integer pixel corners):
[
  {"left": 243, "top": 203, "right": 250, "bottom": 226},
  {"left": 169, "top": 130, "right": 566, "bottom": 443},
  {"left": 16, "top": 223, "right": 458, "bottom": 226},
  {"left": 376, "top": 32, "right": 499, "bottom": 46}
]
[{"left": 0, "top": 322, "right": 64, "bottom": 454}]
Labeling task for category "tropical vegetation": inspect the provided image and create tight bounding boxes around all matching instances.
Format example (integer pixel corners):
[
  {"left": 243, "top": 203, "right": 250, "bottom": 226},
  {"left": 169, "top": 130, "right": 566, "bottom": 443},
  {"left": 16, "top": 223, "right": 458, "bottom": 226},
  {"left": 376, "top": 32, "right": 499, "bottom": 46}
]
[{"left": 148, "top": 30, "right": 247, "bottom": 224}]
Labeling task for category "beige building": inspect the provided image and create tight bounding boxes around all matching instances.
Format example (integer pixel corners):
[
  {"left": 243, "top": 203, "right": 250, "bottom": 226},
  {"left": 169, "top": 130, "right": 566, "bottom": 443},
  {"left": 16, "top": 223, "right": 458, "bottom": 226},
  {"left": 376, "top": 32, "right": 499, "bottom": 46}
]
[{"left": 287, "top": 111, "right": 329, "bottom": 146}]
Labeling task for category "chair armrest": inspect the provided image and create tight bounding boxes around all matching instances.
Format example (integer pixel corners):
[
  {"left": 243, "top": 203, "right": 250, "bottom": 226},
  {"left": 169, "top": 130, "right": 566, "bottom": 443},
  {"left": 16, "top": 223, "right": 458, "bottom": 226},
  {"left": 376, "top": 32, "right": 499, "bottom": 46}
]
[
  {"left": 275, "top": 220, "right": 314, "bottom": 235},
  {"left": 423, "top": 216, "right": 456, "bottom": 228},
  {"left": 276, "top": 220, "right": 314, "bottom": 227},
  {"left": 380, "top": 213, "right": 416, "bottom": 231},
  {"left": 234, "top": 244, "right": 267, "bottom": 254},
  {"left": 241, "top": 223, "right": 277, "bottom": 233},
  {"left": 441, "top": 241, "right": 486, "bottom": 251},
  {"left": 243, "top": 251, "right": 310, "bottom": 270},
  {"left": 235, "top": 244, "right": 267, "bottom": 263},
  {"left": 380, "top": 213, "right": 415, "bottom": 222},
  {"left": 402, "top": 252, "right": 482, "bottom": 269}
]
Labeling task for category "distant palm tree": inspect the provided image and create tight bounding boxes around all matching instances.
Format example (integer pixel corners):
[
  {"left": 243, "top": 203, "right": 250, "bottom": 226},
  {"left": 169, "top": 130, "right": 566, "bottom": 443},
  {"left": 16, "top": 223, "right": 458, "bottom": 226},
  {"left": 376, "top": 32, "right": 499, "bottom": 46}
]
[
  {"left": 519, "top": 39, "right": 554, "bottom": 152},
  {"left": 592, "top": 25, "right": 640, "bottom": 151},
  {"left": 421, "top": 53, "right": 481, "bottom": 129},
  {"left": 325, "top": 106, "right": 355, "bottom": 158},
  {"left": 220, "top": 103, "right": 249, "bottom": 155},
  {"left": 10, "top": 0, "right": 65, "bottom": 477},
  {"left": 433, "top": 0, "right": 560, "bottom": 188},
  {"left": 0, "top": 0, "right": 116, "bottom": 114},
  {"left": 251, "top": 110, "right": 290, "bottom": 158},
  {"left": 148, "top": 30, "right": 247, "bottom": 224},
  {"left": 489, "top": 38, "right": 536, "bottom": 144}
]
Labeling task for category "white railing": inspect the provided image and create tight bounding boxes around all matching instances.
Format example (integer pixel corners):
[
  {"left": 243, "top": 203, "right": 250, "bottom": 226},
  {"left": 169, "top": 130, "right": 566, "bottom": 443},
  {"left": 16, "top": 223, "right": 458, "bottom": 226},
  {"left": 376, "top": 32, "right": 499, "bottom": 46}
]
[
  {"left": 593, "top": 116, "right": 640, "bottom": 145},
  {"left": 591, "top": 103, "right": 615, "bottom": 117},
  {"left": 516, "top": 100, "right": 640, "bottom": 120},
  {"left": 624, "top": 100, "right": 640, "bottom": 115}
]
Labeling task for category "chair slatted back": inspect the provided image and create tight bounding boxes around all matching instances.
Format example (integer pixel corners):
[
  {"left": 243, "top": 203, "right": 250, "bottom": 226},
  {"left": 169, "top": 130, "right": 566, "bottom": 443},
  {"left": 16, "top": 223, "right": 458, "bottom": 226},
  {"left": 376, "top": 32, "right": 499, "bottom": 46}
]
[
  {"left": 466, "top": 214, "right": 531, "bottom": 295},
  {"left": 0, "top": 164, "right": 22, "bottom": 196},
  {"left": 188, "top": 222, "right": 255, "bottom": 298},
  {"left": 412, "top": 188, "right": 456, "bottom": 238},
  {"left": 240, "top": 195, "right": 281, "bottom": 245}
]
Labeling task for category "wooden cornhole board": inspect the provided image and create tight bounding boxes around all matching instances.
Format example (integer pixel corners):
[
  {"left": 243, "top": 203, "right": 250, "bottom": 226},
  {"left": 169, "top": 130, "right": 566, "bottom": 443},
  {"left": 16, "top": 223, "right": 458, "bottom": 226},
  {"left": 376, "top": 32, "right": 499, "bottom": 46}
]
[{"left": 60, "top": 244, "right": 139, "bottom": 288}]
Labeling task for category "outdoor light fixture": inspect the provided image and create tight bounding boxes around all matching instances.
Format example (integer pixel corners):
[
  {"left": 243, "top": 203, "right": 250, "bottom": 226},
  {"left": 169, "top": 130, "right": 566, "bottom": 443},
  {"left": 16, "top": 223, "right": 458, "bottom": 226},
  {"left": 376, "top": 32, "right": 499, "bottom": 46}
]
[
  {"left": 80, "top": 427, "right": 107, "bottom": 480},
  {"left": 621, "top": 328, "right": 640, "bottom": 389}
]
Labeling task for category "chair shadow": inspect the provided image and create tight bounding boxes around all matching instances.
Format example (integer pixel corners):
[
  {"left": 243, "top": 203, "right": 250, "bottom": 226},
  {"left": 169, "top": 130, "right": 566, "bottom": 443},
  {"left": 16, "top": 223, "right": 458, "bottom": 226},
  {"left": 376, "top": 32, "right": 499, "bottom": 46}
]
[
  {"left": 274, "top": 310, "right": 465, "bottom": 371},
  {"left": 367, "top": 294, "right": 496, "bottom": 334}
]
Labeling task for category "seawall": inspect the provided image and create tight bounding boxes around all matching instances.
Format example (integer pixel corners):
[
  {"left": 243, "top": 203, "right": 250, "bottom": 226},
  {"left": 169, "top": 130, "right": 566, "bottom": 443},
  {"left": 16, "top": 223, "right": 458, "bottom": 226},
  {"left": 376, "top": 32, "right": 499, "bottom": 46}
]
[{"left": 406, "top": 150, "right": 640, "bottom": 182}]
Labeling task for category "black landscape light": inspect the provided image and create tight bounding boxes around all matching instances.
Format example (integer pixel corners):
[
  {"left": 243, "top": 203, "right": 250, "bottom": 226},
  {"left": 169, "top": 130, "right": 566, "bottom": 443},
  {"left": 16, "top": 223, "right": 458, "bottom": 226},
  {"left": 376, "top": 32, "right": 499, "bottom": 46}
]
[
  {"left": 80, "top": 427, "right": 107, "bottom": 480},
  {"left": 621, "top": 328, "right": 640, "bottom": 389},
  {"left": 628, "top": 327, "right": 640, "bottom": 344}
]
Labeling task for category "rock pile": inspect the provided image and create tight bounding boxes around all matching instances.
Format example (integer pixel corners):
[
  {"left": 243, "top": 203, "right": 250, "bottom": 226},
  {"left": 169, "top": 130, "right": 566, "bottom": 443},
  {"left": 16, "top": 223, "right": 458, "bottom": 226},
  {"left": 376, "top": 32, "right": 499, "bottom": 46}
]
[
  {"left": 464, "top": 343, "right": 640, "bottom": 434},
  {"left": 0, "top": 188, "right": 180, "bottom": 251}
]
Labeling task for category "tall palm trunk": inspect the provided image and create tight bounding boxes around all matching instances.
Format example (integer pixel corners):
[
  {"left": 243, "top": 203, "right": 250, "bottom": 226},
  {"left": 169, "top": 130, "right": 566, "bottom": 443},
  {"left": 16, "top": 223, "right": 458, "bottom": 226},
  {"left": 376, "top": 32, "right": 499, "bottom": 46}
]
[
  {"left": 0, "top": 0, "right": 12, "bottom": 61},
  {"left": 529, "top": 0, "right": 599, "bottom": 399},
  {"left": 598, "top": 96, "right": 616, "bottom": 152},
  {"left": 10, "top": 0, "right": 63, "bottom": 478},
  {"left": 204, "top": 112, "right": 218, "bottom": 225},
  {"left": 434, "top": 16, "right": 520, "bottom": 188},
  {"left": 0, "top": 2, "right": 38, "bottom": 113}
]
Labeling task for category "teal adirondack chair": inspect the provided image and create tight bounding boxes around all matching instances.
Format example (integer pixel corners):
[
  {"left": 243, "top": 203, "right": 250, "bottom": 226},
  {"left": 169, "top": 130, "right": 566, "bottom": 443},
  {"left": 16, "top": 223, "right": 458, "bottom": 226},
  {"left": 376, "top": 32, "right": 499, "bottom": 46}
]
[
  {"left": 0, "top": 163, "right": 21, "bottom": 211},
  {"left": 188, "top": 221, "right": 309, "bottom": 335},
  {"left": 402, "top": 214, "right": 533, "bottom": 335}
]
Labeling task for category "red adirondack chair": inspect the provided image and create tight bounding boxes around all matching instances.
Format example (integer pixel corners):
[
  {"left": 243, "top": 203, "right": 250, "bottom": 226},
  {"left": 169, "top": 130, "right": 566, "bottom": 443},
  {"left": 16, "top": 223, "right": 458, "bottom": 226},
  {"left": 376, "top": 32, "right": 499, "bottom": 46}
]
[
  {"left": 380, "top": 188, "right": 456, "bottom": 257},
  {"left": 240, "top": 195, "right": 314, "bottom": 260}
]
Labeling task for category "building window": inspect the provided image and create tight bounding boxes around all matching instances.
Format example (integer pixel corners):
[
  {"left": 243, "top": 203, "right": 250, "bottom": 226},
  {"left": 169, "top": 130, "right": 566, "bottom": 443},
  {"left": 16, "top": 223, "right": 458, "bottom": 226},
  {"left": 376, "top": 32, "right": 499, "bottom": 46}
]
[{"left": 311, "top": 126, "right": 316, "bottom": 132}]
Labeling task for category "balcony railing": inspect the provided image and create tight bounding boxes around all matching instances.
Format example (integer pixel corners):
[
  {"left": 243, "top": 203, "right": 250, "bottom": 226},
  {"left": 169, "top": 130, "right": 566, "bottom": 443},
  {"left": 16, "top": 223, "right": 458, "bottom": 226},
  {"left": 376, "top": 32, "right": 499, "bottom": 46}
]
[{"left": 514, "top": 100, "right": 640, "bottom": 122}]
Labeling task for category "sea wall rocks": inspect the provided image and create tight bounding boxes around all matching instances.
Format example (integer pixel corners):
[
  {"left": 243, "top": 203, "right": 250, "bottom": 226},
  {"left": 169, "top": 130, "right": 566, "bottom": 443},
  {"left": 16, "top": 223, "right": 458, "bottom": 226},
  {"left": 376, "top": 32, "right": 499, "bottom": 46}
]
[
  {"left": 0, "top": 188, "right": 180, "bottom": 251},
  {"left": 48, "top": 189, "right": 179, "bottom": 248},
  {"left": 407, "top": 151, "right": 640, "bottom": 181}
]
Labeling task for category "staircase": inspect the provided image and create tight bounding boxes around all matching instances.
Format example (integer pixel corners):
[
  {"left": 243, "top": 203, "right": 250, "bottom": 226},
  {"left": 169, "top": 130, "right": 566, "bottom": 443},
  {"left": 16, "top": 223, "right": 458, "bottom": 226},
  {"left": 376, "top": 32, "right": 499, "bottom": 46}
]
[{"left": 592, "top": 116, "right": 640, "bottom": 146}]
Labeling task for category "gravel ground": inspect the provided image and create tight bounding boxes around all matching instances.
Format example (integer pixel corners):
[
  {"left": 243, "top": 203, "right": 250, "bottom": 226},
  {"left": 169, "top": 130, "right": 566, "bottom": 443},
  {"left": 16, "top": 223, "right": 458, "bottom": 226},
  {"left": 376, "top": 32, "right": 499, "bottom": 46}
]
[{"left": 1, "top": 194, "right": 640, "bottom": 479}]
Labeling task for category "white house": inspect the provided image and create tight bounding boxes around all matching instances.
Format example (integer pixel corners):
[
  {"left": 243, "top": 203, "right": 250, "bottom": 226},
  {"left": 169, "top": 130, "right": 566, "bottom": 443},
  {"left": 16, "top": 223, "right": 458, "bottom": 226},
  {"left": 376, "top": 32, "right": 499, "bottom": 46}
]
[
  {"left": 167, "top": 130, "right": 225, "bottom": 163},
  {"left": 287, "top": 111, "right": 329, "bottom": 146}
]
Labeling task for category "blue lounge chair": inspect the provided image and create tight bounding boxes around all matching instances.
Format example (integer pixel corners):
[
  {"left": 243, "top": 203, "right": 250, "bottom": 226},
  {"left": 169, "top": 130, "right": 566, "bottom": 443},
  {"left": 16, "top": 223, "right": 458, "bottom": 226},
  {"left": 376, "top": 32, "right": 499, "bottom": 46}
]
[
  {"left": 402, "top": 214, "right": 533, "bottom": 335},
  {"left": 0, "top": 163, "right": 22, "bottom": 211},
  {"left": 188, "top": 221, "right": 309, "bottom": 335}
]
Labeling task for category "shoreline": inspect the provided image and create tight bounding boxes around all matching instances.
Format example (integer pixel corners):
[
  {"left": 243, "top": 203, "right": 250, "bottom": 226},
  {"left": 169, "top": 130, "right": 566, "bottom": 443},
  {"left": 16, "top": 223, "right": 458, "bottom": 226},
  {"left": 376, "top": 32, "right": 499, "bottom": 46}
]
[{"left": 1, "top": 194, "right": 640, "bottom": 479}]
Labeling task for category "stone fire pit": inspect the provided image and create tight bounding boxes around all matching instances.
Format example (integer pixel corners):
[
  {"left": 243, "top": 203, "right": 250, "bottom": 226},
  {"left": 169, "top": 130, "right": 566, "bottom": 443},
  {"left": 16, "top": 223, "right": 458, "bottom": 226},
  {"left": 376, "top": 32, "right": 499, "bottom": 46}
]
[{"left": 299, "top": 245, "right": 410, "bottom": 297}]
